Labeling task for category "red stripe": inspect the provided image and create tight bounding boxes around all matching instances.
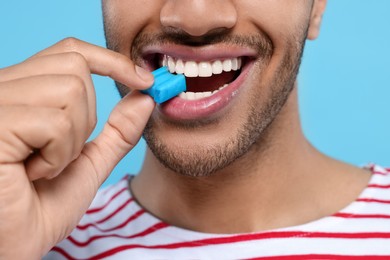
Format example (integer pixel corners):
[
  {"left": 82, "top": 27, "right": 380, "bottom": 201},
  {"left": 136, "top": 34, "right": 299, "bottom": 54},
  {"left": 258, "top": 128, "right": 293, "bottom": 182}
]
[
  {"left": 77, "top": 209, "right": 145, "bottom": 232},
  {"left": 368, "top": 184, "right": 390, "bottom": 189},
  {"left": 372, "top": 171, "right": 389, "bottom": 176},
  {"left": 247, "top": 254, "right": 390, "bottom": 260},
  {"left": 94, "top": 198, "right": 134, "bottom": 224},
  {"left": 77, "top": 231, "right": 390, "bottom": 259},
  {"left": 86, "top": 187, "right": 128, "bottom": 214},
  {"left": 51, "top": 248, "right": 390, "bottom": 260},
  {"left": 51, "top": 246, "right": 74, "bottom": 260},
  {"left": 367, "top": 165, "right": 375, "bottom": 172},
  {"left": 357, "top": 198, "right": 390, "bottom": 204},
  {"left": 68, "top": 222, "right": 168, "bottom": 247},
  {"left": 53, "top": 231, "right": 390, "bottom": 259},
  {"left": 334, "top": 213, "right": 390, "bottom": 219},
  {"left": 52, "top": 247, "right": 390, "bottom": 260}
]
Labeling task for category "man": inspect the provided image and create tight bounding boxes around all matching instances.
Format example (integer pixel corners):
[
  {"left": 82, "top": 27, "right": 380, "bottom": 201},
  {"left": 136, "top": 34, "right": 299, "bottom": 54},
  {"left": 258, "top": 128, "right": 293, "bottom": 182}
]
[{"left": 1, "top": 0, "right": 389, "bottom": 259}]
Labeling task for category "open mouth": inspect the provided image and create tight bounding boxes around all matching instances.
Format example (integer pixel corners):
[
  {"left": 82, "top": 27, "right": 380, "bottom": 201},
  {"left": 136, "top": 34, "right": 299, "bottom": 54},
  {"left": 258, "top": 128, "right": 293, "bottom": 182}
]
[
  {"left": 144, "top": 54, "right": 249, "bottom": 101},
  {"left": 141, "top": 46, "right": 257, "bottom": 120}
]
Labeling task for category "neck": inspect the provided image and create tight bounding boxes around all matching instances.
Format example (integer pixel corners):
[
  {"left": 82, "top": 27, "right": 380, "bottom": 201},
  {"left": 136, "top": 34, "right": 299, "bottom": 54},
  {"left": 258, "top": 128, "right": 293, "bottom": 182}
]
[{"left": 131, "top": 86, "right": 371, "bottom": 234}]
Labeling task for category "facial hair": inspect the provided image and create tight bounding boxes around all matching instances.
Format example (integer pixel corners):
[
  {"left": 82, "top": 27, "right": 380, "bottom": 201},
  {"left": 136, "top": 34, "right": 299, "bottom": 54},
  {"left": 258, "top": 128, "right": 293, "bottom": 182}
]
[{"left": 106, "top": 26, "right": 309, "bottom": 178}]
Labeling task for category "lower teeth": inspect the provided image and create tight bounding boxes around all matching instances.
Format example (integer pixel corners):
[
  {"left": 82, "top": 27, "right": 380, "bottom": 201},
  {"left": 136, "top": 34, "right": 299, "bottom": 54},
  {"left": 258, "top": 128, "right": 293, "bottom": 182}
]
[{"left": 178, "top": 84, "right": 228, "bottom": 101}]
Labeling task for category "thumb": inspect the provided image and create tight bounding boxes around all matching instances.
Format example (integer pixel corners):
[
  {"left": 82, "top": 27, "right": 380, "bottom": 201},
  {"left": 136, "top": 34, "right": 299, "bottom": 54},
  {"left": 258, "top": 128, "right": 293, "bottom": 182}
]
[
  {"left": 33, "top": 91, "right": 155, "bottom": 249},
  {"left": 83, "top": 90, "right": 155, "bottom": 186}
]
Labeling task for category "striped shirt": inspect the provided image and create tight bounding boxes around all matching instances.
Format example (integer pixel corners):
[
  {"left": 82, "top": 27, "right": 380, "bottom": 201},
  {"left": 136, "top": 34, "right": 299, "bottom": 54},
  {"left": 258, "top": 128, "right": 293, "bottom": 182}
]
[{"left": 45, "top": 165, "right": 390, "bottom": 259}]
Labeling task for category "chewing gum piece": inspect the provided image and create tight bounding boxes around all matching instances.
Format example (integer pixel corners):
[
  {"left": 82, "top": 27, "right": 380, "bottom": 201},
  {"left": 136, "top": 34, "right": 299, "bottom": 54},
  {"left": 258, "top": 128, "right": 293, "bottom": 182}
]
[{"left": 141, "top": 67, "right": 186, "bottom": 104}]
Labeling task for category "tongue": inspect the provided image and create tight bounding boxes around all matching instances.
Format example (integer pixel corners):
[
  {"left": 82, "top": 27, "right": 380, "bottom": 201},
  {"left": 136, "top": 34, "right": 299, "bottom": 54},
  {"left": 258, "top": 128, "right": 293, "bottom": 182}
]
[{"left": 185, "top": 71, "right": 237, "bottom": 92}]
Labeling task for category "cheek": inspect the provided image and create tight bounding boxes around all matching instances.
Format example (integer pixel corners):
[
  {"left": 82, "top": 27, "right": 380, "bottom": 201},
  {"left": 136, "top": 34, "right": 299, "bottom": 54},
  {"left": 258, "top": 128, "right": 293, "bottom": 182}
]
[
  {"left": 103, "top": 0, "right": 162, "bottom": 54},
  {"left": 237, "top": 1, "right": 311, "bottom": 48}
]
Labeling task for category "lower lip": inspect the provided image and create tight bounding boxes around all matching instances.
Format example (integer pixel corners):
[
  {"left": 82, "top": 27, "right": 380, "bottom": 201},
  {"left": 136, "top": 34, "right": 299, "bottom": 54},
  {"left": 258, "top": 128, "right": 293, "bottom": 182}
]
[{"left": 158, "top": 61, "right": 254, "bottom": 121}]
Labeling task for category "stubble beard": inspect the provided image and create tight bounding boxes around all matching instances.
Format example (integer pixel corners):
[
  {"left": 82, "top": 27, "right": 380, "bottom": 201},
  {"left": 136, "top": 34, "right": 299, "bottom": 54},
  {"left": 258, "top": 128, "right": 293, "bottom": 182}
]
[
  {"left": 143, "top": 36, "right": 306, "bottom": 177},
  {"left": 144, "top": 48, "right": 304, "bottom": 178},
  {"left": 107, "top": 27, "right": 308, "bottom": 178}
]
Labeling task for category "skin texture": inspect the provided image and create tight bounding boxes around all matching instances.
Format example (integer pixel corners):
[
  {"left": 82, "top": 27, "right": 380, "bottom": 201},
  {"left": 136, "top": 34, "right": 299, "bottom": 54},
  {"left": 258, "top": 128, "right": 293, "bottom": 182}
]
[
  {"left": 107, "top": 1, "right": 311, "bottom": 177},
  {"left": 104, "top": 0, "right": 371, "bottom": 234},
  {"left": 0, "top": 40, "right": 155, "bottom": 258},
  {"left": 0, "top": 0, "right": 372, "bottom": 258}
]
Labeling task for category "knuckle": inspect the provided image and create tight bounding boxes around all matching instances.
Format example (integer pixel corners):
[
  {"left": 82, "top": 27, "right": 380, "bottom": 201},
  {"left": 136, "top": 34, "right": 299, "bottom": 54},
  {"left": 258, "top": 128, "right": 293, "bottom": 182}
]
[
  {"left": 46, "top": 169, "right": 62, "bottom": 180},
  {"left": 110, "top": 108, "right": 143, "bottom": 147},
  {"left": 62, "top": 52, "right": 88, "bottom": 75},
  {"left": 52, "top": 111, "right": 73, "bottom": 136},
  {"left": 63, "top": 75, "right": 87, "bottom": 101},
  {"left": 65, "top": 51, "right": 87, "bottom": 67},
  {"left": 60, "top": 37, "right": 81, "bottom": 52}
]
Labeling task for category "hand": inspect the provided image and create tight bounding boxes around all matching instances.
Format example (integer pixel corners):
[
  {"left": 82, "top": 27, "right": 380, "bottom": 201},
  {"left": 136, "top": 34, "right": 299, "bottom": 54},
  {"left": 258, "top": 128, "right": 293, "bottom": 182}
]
[{"left": 0, "top": 38, "right": 155, "bottom": 259}]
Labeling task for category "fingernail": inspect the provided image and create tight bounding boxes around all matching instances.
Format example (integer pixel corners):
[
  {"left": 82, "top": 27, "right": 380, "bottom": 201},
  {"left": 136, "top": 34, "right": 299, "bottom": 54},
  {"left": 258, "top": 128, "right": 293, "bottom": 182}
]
[{"left": 135, "top": 66, "right": 154, "bottom": 83}]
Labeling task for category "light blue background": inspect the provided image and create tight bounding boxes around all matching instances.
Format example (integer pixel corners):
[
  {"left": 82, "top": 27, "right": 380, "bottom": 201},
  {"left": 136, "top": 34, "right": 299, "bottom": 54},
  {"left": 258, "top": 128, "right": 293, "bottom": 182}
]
[{"left": 0, "top": 1, "right": 389, "bottom": 187}]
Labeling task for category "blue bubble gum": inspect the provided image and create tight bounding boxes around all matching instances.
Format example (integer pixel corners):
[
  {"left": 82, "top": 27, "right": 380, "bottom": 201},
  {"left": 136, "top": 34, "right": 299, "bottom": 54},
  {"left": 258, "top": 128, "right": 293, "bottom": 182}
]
[{"left": 141, "top": 67, "right": 186, "bottom": 104}]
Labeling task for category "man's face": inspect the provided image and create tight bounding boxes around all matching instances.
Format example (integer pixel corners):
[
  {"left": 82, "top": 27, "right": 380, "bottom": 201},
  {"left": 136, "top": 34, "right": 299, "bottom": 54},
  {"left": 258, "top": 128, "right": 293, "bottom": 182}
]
[{"left": 103, "top": 0, "right": 321, "bottom": 176}]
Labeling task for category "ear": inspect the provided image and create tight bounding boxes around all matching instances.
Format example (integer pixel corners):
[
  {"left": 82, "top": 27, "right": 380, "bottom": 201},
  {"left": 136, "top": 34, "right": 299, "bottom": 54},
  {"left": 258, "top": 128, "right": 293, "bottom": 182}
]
[{"left": 307, "top": 0, "right": 327, "bottom": 40}]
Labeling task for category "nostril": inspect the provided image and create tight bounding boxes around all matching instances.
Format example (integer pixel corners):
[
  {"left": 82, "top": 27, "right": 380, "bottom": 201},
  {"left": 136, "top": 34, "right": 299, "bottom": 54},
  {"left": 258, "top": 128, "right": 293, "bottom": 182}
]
[{"left": 160, "top": 0, "right": 237, "bottom": 37}]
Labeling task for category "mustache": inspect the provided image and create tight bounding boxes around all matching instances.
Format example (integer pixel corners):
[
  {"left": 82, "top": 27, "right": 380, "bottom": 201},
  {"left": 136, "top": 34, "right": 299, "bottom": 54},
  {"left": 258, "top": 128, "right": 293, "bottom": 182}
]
[{"left": 130, "top": 27, "right": 274, "bottom": 60}]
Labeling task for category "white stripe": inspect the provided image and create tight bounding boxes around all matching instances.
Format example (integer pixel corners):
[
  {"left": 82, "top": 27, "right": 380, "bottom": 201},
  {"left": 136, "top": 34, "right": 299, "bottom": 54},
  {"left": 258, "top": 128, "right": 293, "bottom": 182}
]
[
  {"left": 87, "top": 178, "right": 129, "bottom": 212},
  {"left": 44, "top": 168, "right": 390, "bottom": 259},
  {"left": 108, "top": 237, "right": 390, "bottom": 260},
  {"left": 56, "top": 222, "right": 390, "bottom": 260},
  {"left": 339, "top": 201, "right": 390, "bottom": 215},
  {"left": 71, "top": 202, "right": 144, "bottom": 240}
]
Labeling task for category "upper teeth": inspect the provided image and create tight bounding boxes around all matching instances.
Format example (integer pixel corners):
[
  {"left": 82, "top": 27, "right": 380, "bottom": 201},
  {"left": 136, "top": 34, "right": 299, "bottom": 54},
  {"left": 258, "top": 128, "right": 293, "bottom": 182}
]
[{"left": 162, "top": 55, "right": 242, "bottom": 78}]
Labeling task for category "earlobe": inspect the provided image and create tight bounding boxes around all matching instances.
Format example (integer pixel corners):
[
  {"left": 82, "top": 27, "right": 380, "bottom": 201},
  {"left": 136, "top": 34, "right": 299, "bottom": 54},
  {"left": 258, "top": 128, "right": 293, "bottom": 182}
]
[{"left": 307, "top": 0, "right": 327, "bottom": 40}]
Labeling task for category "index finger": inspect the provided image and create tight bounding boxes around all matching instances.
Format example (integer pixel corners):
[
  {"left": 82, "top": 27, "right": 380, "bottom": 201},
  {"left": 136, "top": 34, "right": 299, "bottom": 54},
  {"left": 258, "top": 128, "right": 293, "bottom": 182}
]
[{"left": 30, "top": 37, "right": 154, "bottom": 90}]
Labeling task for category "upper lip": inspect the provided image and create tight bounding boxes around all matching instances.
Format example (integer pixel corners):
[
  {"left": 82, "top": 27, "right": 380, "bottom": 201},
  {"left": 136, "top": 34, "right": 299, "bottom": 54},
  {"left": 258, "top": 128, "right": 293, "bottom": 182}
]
[{"left": 141, "top": 44, "right": 258, "bottom": 64}]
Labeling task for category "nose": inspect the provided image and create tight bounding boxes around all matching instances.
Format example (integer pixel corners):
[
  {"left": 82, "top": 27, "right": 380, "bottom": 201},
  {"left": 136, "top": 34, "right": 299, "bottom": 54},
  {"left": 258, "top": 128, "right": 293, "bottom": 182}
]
[{"left": 160, "top": 0, "right": 237, "bottom": 37}]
